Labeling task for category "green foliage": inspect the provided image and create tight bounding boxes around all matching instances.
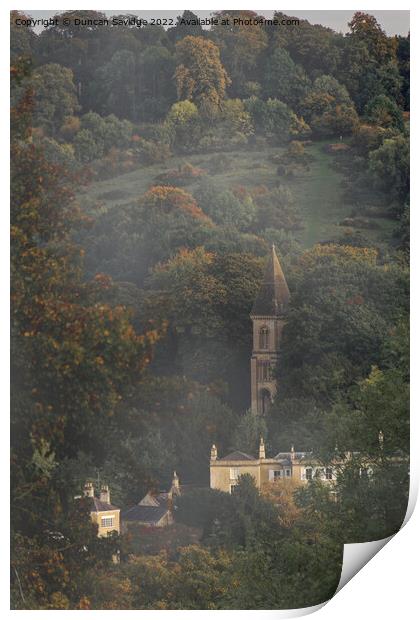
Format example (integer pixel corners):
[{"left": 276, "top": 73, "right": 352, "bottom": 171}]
[
  {"left": 245, "top": 97, "right": 309, "bottom": 144},
  {"left": 271, "top": 12, "right": 342, "bottom": 78},
  {"left": 211, "top": 11, "right": 268, "bottom": 98},
  {"left": 74, "top": 128, "right": 100, "bottom": 163},
  {"left": 368, "top": 134, "right": 409, "bottom": 204},
  {"left": 252, "top": 186, "right": 303, "bottom": 232},
  {"left": 301, "top": 75, "right": 359, "bottom": 137},
  {"left": 195, "top": 178, "right": 256, "bottom": 230},
  {"left": 263, "top": 47, "right": 310, "bottom": 108},
  {"left": 32, "top": 63, "right": 79, "bottom": 133},
  {"left": 365, "top": 94, "right": 404, "bottom": 130},
  {"left": 232, "top": 410, "right": 267, "bottom": 455},
  {"left": 73, "top": 112, "right": 133, "bottom": 162},
  {"left": 36, "top": 137, "right": 76, "bottom": 170},
  {"left": 165, "top": 100, "right": 200, "bottom": 151},
  {"left": 278, "top": 244, "right": 408, "bottom": 403},
  {"left": 220, "top": 98, "right": 254, "bottom": 140}
]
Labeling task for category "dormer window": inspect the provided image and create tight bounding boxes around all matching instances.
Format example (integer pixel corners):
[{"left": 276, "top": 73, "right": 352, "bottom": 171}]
[{"left": 259, "top": 326, "right": 269, "bottom": 349}]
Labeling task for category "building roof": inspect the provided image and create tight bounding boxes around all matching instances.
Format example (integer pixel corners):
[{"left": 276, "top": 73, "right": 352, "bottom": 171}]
[
  {"left": 220, "top": 450, "right": 255, "bottom": 462},
  {"left": 251, "top": 245, "right": 290, "bottom": 317},
  {"left": 87, "top": 497, "right": 119, "bottom": 513},
  {"left": 121, "top": 503, "right": 169, "bottom": 524},
  {"left": 274, "top": 451, "right": 309, "bottom": 462}
]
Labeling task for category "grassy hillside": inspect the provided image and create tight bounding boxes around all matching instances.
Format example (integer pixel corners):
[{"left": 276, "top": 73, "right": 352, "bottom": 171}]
[{"left": 79, "top": 141, "right": 395, "bottom": 250}]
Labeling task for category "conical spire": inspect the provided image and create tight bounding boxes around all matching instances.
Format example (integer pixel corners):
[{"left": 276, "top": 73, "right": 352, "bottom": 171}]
[{"left": 251, "top": 244, "right": 290, "bottom": 316}]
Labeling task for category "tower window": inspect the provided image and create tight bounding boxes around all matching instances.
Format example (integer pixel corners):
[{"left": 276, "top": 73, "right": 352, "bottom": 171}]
[
  {"left": 257, "top": 361, "right": 272, "bottom": 382},
  {"left": 260, "top": 388, "right": 272, "bottom": 414},
  {"left": 259, "top": 326, "right": 269, "bottom": 349}
]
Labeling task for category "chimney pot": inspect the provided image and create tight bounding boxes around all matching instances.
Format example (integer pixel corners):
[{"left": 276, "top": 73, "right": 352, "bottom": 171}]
[
  {"left": 83, "top": 481, "right": 94, "bottom": 498},
  {"left": 171, "top": 471, "right": 180, "bottom": 493},
  {"left": 100, "top": 484, "right": 110, "bottom": 504}
]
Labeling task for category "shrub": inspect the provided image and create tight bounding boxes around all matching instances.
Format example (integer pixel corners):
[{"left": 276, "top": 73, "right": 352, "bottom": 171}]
[
  {"left": 155, "top": 163, "right": 206, "bottom": 186},
  {"left": 131, "top": 137, "right": 171, "bottom": 165}
]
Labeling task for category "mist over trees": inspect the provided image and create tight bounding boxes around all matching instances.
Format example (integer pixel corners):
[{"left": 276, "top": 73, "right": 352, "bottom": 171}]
[{"left": 11, "top": 10, "right": 409, "bottom": 609}]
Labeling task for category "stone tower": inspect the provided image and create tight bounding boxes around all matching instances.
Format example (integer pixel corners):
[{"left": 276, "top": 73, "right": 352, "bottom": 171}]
[{"left": 250, "top": 245, "right": 290, "bottom": 415}]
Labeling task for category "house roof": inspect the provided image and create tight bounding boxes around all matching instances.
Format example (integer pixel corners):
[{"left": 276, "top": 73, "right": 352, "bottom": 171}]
[
  {"left": 87, "top": 497, "right": 119, "bottom": 513},
  {"left": 274, "top": 451, "right": 308, "bottom": 461},
  {"left": 121, "top": 503, "right": 169, "bottom": 524},
  {"left": 220, "top": 450, "right": 255, "bottom": 461},
  {"left": 251, "top": 245, "right": 290, "bottom": 316}
]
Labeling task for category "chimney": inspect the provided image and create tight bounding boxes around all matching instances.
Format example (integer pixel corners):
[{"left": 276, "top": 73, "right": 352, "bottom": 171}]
[
  {"left": 83, "top": 481, "right": 94, "bottom": 498},
  {"left": 100, "top": 484, "right": 110, "bottom": 504},
  {"left": 210, "top": 444, "right": 218, "bottom": 461},
  {"left": 290, "top": 445, "right": 295, "bottom": 461},
  {"left": 172, "top": 471, "right": 180, "bottom": 493},
  {"left": 259, "top": 436, "right": 266, "bottom": 459}
]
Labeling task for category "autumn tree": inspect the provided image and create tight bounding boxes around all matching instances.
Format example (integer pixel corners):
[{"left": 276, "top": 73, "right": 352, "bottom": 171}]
[
  {"left": 83, "top": 185, "right": 213, "bottom": 287},
  {"left": 175, "top": 36, "right": 231, "bottom": 115},
  {"left": 260, "top": 478, "right": 302, "bottom": 528},
  {"left": 340, "top": 12, "right": 402, "bottom": 113},
  {"left": 364, "top": 94, "right": 404, "bottom": 130},
  {"left": 11, "top": 60, "right": 159, "bottom": 609},
  {"left": 301, "top": 75, "right": 359, "bottom": 137},
  {"left": 348, "top": 12, "right": 396, "bottom": 65}
]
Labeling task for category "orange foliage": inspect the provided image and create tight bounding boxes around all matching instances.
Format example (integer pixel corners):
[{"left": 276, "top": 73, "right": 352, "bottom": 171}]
[
  {"left": 261, "top": 478, "right": 302, "bottom": 528},
  {"left": 140, "top": 185, "right": 213, "bottom": 224}
]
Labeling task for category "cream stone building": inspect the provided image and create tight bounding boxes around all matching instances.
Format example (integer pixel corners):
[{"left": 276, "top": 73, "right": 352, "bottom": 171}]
[
  {"left": 83, "top": 481, "right": 121, "bottom": 537},
  {"left": 210, "top": 439, "right": 339, "bottom": 494}
]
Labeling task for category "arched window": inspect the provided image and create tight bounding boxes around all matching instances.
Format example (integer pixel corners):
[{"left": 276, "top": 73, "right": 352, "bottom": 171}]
[
  {"left": 259, "top": 326, "right": 269, "bottom": 349},
  {"left": 257, "top": 361, "right": 271, "bottom": 382},
  {"left": 260, "top": 388, "right": 271, "bottom": 415}
]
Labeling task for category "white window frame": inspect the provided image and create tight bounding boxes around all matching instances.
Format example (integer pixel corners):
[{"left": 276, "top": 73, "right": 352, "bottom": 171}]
[
  {"left": 101, "top": 515, "right": 115, "bottom": 528},
  {"left": 230, "top": 467, "right": 240, "bottom": 480}
]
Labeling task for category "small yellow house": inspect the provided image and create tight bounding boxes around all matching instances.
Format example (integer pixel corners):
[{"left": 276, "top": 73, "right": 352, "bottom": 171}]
[{"left": 83, "top": 482, "right": 120, "bottom": 537}]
